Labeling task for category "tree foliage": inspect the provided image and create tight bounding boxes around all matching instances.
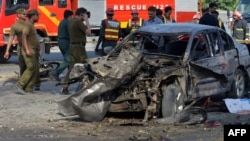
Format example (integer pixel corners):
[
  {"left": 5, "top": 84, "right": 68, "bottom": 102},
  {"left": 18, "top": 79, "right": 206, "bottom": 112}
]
[{"left": 200, "top": 0, "right": 240, "bottom": 11}]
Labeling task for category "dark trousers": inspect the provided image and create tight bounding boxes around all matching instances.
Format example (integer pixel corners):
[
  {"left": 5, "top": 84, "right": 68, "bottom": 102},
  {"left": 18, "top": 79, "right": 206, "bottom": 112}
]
[
  {"left": 54, "top": 39, "right": 70, "bottom": 75},
  {"left": 17, "top": 48, "right": 39, "bottom": 92}
]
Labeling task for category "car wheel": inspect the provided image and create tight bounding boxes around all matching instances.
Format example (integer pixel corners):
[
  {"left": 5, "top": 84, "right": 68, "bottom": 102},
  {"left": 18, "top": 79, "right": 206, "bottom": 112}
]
[
  {"left": 161, "top": 84, "right": 185, "bottom": 118},
  {"left": 228, "top": 69, "right": 245, "bottom": 98}
]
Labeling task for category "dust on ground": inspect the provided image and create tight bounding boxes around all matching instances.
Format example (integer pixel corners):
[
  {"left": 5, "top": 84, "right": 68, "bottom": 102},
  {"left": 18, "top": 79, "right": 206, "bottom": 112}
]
[{"left": 0, "top": 77, "right": 250, "bottom": 141}]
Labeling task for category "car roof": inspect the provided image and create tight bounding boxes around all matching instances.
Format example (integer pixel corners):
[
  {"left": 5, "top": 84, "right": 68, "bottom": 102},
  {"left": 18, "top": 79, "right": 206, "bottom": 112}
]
[{"left": 137, "top": 23, "right": 218, "bottom": 34}]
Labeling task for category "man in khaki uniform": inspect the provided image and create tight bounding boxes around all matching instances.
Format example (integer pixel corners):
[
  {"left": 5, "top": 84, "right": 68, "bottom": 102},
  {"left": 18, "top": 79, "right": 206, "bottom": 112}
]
[
  {"left": 61, "top": 7, "right": 91, "bottom": 94},
  {"left": 4, "top": 8, "right": 27, "bottom": 76},
  {"left": 16, "top": 9, "right": 40, "bottom": 94}
]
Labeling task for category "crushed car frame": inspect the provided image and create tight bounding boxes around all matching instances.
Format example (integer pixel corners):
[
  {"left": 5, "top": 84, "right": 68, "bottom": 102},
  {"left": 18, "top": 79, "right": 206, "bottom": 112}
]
[{"left": 57, "top": 23, "right": 250, "bottom": 123}]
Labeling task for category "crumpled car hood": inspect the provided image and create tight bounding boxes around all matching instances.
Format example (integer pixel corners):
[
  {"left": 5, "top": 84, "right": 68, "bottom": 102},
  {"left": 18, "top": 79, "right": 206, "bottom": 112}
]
[{"left": 57, "top": 46, "right": 144, "bottom": 121}]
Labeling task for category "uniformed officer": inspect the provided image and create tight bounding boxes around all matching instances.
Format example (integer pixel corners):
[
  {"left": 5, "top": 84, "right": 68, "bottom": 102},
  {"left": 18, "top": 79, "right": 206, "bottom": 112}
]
[
  {"left": 199, "top": 7, "right": 219, "bottom": 27},
  {"left": 16, "top": 9, "right": 40, "bottom": 94},
  {"left": 163, "top": 6, "right": 176, "bottom": 23},
  {"left": 95, "top": 8, "right": 123, "bottom": 55},
  {"left": 61, "top": 7, "right": 91, "bottom": 94},
  {"left": 4, "top": 8, "right": 27, "bottom": 76},
  {"left": 125, "top": 9, "right": 144, "bottom": 36},
  {"left": 232, "top": 11, "right": 249, "bottom": 40}
]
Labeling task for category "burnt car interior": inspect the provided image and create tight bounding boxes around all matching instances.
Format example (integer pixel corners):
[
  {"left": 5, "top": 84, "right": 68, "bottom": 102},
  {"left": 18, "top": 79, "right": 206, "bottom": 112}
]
[{"left": 125, "top": 32, "right": 190, "bottom": 58}]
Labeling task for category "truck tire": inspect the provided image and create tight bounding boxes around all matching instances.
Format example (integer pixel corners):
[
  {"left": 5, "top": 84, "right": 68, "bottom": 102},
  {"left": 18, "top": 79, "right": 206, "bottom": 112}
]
[
  {"left": 227, "top": 69, "right": 246, "bottom": 98},
  {"left": 0, "top": 46, "right": 10, "bottom": 63},
  {"left": 161, "top": 84, "right": 185, "bottom": 118}
]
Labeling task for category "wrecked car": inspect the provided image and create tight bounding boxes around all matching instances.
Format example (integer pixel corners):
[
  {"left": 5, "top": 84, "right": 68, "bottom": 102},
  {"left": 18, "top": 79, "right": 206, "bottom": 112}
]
[{"left": 57, "top": 23, "right": 250, "bottom": 123}]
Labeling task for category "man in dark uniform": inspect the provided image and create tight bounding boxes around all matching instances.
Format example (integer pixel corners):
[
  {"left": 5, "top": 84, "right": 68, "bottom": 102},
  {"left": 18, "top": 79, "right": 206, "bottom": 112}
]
[
  {"left": 232, "top": 11, "right": 249, "bottom": 40},
  {"left": 199, "top": 7, "right": 219, "bottom": 27},
  {"left": 50, "top": 10, "right": 73, "bottom": 82},
  {"left": 4, "top": 8, "right": 27, "bottom": 76},
  {"left": 16, "top": 9, "right": 40, "bottom": 94},
  {"left": 95, "top": 8, "right": 123, "bottom": 55},
  {"left": 61, "top": 7, "right": 91, "bottom": 94}
]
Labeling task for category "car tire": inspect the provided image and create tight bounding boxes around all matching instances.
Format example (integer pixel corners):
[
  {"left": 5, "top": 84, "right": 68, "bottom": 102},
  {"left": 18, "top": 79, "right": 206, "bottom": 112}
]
[
  {"left": 227, "top": 69, "right": 245, "bottom": 98},
  {"left": 161, "top": 84, "right": 185, "bottom": 118}
]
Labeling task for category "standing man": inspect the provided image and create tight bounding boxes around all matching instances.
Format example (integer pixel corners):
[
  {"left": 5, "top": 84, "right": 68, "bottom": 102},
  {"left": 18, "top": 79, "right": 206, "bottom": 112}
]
[
  {"left": 61, "top": 7, "right": 91, "bottom": 94},
  {"left": 211, "top": 10, "right": 226, "bottom": 31},
  {"left": 143, "top": 6, "right": 163, "bottom": 49},
  {"left": 232, "top": 11, "right": 249, "bottom": 40},
  {"left": 156, "top": 9, "right": 164, "bottom": 22},
  {"left": 16, "top": 9, "right": 40, "bottom": 94},
  {"left": 125, "top": 9, "right": 144, "bottom": 36},
  {"left": 208, "top": 2, "right": 217, "bottom": 13},
  {"left": 163, "top": 6, "right": 176, "bottom": 23},
  {"left": 95, "top": 8, "right": 123, "bottom": 55},
  {"left": 50, "top": 10, "right": 73, "bottom": 82},
  {"left": 4, "top": 8, "right": 27, "bottom": 76},
  {"left": 143, "top": 6, "right": 163, "bottom": 26},
  {"left": 199, "top": 7, "right": 219, "bottom": 27}
]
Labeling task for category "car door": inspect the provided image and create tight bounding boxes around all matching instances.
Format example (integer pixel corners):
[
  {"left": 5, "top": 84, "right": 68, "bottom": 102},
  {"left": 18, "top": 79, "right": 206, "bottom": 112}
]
[{"left": 189, "top": 30, "right": 238, "bottom": 98}]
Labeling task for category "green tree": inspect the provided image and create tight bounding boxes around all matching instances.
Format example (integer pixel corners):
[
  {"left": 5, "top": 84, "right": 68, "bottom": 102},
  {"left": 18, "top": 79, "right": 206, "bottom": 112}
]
[{"left": 201, "top": 0, "right": 240, "bottom": 11}]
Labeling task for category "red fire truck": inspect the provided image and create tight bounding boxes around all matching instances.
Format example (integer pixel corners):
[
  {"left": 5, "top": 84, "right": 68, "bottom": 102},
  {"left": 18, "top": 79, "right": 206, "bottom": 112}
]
[{"left": 0, "top": 0, "right": 73, "bottom": 63}]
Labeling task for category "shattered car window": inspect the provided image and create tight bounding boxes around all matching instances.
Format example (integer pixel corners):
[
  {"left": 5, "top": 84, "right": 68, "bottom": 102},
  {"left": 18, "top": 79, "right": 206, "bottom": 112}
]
[
  {"left": 162, "top": 34, "right": 190, "bottom": 57},
  {"left": 190, "top": 33, "right": 212, "bottom": 60},
  {"left": 120, "top": 31, "right": 192, "bottom": 58},
  {"left": 219, "top": 31, "right": 234, "bottom": 51}
]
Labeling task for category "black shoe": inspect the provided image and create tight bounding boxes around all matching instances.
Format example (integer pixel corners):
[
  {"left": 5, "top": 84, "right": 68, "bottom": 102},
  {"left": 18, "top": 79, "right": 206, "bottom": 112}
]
[
  {"left": 61, "top": 88, "right": 71, "bottom": 95},
  {"left": 50, "top": 72, "right": 61, "bottom": 82},
  {"left": 35, "top": 86, "right": 40, "bottom": 91}
]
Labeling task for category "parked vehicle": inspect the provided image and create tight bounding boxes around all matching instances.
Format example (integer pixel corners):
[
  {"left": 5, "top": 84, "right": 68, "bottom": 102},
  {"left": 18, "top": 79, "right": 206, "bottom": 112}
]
[{"left": 57, "top": 23, "right": 250, "bottom": 122}]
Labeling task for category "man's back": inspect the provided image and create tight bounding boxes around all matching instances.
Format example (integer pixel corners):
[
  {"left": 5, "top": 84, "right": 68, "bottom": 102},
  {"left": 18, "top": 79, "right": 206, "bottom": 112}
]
[{"left": 199, "top": 13, "right": 219, "bottom": 27}]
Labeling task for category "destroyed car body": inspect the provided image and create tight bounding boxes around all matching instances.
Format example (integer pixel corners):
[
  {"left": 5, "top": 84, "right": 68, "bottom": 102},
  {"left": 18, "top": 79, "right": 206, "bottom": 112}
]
[{"left": 57, "top": 23, "right": 250, "bottom": 122}]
